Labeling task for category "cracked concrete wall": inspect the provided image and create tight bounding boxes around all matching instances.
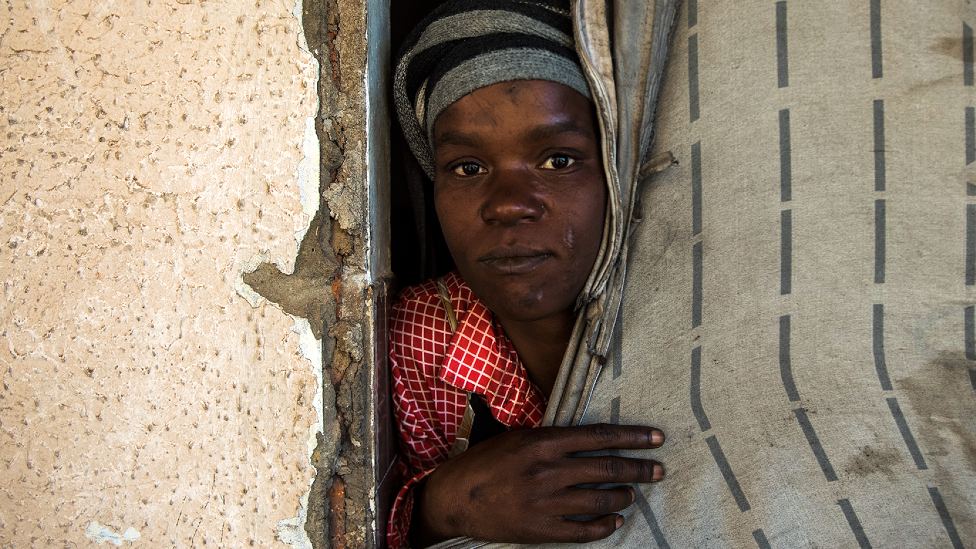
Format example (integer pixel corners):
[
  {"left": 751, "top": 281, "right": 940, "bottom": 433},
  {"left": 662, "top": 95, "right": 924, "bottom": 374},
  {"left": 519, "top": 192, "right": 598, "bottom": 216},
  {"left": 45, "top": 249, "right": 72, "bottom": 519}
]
[{"left": 0, "top": 0, "right": 331, "bottom": 546}]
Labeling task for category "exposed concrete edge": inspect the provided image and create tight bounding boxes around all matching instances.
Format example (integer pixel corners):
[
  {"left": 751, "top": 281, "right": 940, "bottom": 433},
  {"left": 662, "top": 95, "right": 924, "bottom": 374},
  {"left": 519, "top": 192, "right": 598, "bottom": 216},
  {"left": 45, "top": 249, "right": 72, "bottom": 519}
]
[
  {"left": 280, "top": 0, "right": 324, "bottom": 547},
  {"left": 236, "top": 251, "right": 272, "bottom": 307}
]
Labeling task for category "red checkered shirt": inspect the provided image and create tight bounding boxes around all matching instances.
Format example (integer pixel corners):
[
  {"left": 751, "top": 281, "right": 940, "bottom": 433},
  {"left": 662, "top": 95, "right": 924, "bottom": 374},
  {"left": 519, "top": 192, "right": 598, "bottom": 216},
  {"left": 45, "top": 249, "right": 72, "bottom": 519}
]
[{"left": 387, "top": 270, "right": 547, "bottom": 549}]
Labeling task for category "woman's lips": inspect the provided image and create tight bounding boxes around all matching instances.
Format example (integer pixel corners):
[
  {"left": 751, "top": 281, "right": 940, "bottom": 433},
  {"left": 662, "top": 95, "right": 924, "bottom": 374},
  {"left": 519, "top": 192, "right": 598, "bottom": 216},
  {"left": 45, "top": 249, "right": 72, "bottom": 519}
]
[{"left": 478, "top": 247, "right": 552, "bottom": 274}]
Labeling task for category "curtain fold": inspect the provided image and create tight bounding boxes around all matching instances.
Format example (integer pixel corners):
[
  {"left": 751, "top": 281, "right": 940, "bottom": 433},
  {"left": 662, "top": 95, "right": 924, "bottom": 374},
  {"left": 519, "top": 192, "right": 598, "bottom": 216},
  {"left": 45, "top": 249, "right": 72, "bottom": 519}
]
[{"left": 545, "top": 0, "right": 677, "bottom": 428}]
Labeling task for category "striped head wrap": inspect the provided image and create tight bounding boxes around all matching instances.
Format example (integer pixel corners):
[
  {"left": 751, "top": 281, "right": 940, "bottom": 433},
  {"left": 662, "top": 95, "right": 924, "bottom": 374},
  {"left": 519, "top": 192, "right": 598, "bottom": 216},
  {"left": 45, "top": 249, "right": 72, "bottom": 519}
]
[{"left": 394, "top": 0, "right": 592, "bottom": 179}]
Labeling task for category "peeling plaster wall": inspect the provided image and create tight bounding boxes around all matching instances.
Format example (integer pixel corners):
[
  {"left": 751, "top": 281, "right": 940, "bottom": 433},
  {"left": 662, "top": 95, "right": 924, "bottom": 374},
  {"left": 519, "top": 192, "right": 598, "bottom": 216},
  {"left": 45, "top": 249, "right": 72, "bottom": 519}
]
[
  {"left": 259, "top": 0, "right": 388, "bottom": 546},
  {"left": 0, "top": 0, "right": 327, "bottom": 546}
]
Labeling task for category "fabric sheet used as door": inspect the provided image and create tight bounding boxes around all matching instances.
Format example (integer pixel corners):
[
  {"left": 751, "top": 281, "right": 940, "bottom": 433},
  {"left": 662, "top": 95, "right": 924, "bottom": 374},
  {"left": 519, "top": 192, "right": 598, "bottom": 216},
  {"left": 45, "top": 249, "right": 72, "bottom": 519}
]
[{"left": 431, "top": 0, "right": 975, "bottom": 547}]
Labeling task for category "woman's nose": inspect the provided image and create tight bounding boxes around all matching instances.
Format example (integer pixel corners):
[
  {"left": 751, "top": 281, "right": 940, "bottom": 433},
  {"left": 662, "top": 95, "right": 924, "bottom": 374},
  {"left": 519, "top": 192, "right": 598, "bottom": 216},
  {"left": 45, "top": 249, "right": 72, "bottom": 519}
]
[{"left": 479, "top": 171, "right": 546, "bottom": 225}]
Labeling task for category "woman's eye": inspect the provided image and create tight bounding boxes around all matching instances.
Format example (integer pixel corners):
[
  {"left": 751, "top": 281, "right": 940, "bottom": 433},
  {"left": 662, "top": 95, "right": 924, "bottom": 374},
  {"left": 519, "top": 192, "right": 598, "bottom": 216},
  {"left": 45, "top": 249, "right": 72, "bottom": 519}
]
[
  {"left": 541, "top": 155, "right": 574, "bottom": 170},
  {"left": 452, "top": 162, "right": 485, "bottom": 176}
]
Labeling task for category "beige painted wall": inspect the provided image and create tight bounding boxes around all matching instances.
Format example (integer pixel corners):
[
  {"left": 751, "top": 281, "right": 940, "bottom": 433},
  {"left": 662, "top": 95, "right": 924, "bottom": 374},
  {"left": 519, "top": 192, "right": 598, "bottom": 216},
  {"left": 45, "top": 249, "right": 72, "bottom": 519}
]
[{"left": 0, "top": 0, "right": 325, "bottom": 546}]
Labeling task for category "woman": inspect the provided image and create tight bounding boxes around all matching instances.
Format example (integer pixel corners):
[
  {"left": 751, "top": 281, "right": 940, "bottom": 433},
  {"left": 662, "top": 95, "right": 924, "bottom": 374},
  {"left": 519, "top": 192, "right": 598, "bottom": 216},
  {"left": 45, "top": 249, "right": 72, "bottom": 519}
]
[{"left": 388, "top": 1, "right": 666, "bottom": 546}]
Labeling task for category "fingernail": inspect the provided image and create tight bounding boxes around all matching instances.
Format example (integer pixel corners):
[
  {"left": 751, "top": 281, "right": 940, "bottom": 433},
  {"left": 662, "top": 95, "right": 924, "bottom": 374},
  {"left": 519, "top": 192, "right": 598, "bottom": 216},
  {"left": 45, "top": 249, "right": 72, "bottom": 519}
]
[
  {"left": 651, "top": 429, "right": 665, "bottom": 446},
  {"left": 616, "top": 515, "right": 625, "bottom": 529},
  {"left": 629, "top": 487, "right": 637, "bottom": 503},
  {"left": 652, "top": 462, "right": 665, "bottom": 481}
]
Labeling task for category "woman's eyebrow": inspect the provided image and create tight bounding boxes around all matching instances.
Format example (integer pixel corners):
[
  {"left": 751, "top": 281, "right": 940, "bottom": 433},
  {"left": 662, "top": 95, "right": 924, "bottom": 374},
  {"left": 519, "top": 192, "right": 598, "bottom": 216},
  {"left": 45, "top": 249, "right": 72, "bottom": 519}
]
[
  {"left": 526, "top": 120, "right": 595, "bottom": 143},
  {"left": 433, "top": 131, "right": 482, "bottom": 150},
  {"left": 434, "top": 120, "right": 594, "bottom": 150}
]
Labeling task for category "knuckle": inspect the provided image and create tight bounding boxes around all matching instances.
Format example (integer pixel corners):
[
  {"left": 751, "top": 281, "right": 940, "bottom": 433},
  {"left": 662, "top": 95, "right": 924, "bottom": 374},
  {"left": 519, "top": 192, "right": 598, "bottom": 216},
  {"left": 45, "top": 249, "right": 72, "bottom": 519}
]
[
  {"left": 590, "top": 423, "right": 617, "bottom": 444},
  {"left": 521, "top": 463, "right": 548, "bottom": 483},
  {"left": 601, "top": 457, "right": 624, "bottom": 479},
  {"left": 516, "top": 426, "right": 560, "bottom": 455},
  {"left": 592, "top": 491, "right": 613, "bottom": 514},
  {"left": 573, "top": 523, "right": 592, "bottom": 544},
  {"left": 520, "top": 428, "right": 549, "bottom": 446}
]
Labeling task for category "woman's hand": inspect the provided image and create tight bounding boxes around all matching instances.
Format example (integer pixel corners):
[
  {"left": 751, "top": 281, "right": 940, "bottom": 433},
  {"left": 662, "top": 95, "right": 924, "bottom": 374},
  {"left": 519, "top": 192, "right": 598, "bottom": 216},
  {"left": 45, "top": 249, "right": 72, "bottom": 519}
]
[{"left": 411, "top": 423, "right": 665, "bottom": 546}]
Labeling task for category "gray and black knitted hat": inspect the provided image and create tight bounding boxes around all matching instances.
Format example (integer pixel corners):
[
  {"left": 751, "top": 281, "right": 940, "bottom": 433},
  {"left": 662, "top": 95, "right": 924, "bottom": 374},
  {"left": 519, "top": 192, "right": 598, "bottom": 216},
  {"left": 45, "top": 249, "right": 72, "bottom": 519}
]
[{"left": 393, "top": 0, "right": 591, "bottom": 180}]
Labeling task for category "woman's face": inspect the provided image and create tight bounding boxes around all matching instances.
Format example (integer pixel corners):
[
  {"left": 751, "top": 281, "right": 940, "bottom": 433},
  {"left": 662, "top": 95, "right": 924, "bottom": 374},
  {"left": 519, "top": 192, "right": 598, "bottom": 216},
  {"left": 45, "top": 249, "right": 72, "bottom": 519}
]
[{"left": 432, "top": 79, "right": 607, "bottom": 326}]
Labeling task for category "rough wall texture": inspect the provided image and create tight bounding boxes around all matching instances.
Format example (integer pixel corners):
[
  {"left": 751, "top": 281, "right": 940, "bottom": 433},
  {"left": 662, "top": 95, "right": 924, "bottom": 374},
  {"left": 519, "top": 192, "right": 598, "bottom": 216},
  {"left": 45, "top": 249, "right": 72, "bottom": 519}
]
[
  {"left": 0, "top": 0, "right": 329, "bottom": 546},
  {"left": 246, "top": 0, "right": 381, "bottom": 546}
]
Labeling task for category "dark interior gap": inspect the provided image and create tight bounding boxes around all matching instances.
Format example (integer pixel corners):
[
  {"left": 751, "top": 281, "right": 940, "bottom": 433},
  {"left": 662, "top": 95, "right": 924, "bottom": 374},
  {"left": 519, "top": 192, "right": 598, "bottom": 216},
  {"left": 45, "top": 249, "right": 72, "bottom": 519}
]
[{"left": 390, "top": 0, "right": 457, "bottom": 289}]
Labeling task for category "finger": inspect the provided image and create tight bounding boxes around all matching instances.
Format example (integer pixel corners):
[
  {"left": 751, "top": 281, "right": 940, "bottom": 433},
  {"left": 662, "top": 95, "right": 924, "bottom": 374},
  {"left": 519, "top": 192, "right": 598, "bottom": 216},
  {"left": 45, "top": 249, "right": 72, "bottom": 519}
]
[
  {"left": 570, "top": 455, "right": 664, "bottom": 485},
  {"left": 542, "top": 514, "right": 623, "bottom": 544},
  {"left": 549, "top": 423, "right": 665, "bottom": 453},
  {"left": 553, "top": 485, "right": 637, "bottom": 516}
]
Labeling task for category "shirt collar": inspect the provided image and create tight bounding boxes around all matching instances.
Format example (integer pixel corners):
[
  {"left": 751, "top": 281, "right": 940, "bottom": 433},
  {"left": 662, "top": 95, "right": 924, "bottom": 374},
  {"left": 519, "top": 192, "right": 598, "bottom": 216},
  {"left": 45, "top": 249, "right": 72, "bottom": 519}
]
[{"left": 437, "top": 290, "right": 538, "bottom": 427}]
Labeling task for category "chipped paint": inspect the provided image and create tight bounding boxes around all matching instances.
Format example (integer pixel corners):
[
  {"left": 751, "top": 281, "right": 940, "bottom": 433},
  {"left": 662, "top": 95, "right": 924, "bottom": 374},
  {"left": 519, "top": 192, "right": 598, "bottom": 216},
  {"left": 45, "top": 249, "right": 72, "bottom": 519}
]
[
  {"left": 85, "top": 522, "right": 141, "bottom": 546},
  {"left": 276, "top": 489, "right": 314, "bottom": 549},
  {"left": 274, "top": 316, "right": 324, "bottom": 549},
  {"left": 296, "top": 115, "right": 322, "bottom": 247}
]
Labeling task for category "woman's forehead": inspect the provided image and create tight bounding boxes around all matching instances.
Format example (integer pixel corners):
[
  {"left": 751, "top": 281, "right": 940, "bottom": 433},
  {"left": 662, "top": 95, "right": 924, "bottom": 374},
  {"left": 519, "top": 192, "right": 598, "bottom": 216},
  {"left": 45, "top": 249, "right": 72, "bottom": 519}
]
[{"left": 433, "top": 80, "right": 597, "bottom": 147}]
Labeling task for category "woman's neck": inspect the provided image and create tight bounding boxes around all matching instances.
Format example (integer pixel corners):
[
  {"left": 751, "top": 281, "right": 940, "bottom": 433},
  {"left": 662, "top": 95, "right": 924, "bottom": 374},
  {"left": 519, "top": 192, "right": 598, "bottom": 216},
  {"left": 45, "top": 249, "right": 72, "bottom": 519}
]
[{"left": 496, "top": 310, "right": 576, "bottom": 399}]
